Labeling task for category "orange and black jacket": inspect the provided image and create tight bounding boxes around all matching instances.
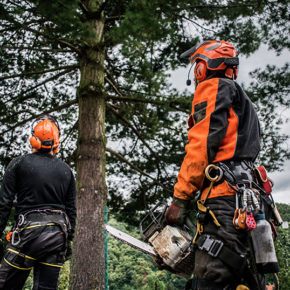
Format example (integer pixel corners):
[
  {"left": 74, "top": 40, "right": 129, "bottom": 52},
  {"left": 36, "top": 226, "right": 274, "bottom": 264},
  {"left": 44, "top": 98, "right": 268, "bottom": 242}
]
[{"left": 174, "top": 77, "right": 260, "bottom": 200}]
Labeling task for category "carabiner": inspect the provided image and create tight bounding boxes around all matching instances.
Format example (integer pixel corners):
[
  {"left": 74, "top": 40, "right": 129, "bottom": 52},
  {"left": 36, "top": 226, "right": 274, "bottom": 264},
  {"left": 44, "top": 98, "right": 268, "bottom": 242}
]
[
  {"left": 11, "top": 231, "right": 21, "bottom": 246},
  {"left": 205, "top": 164, "right": 223, "bottom": 183}
]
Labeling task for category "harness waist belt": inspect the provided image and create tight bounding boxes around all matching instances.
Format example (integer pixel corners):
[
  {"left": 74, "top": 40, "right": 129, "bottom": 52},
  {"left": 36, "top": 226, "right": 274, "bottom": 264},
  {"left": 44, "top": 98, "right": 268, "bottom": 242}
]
[{"left": 197, "top": 235, "right": 247, "bottom": 274}]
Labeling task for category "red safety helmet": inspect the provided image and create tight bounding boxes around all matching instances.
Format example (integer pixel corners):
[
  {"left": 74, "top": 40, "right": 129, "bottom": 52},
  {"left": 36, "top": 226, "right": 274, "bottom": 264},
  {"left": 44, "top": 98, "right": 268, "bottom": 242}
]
[
  {"left": 181, "top": 40, "right": 239, "bottom": 82},
  {"left": 29, "top": 115, "right": 60, "bottom": 154}
]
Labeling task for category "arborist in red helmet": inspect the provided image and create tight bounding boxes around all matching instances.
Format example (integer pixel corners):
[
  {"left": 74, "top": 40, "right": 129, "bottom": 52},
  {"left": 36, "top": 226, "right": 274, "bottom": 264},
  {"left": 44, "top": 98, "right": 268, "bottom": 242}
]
[
  {"left": 166, "top": 40, "right": 279, "bottom": 289},
  {"left": 0, "top": 115, "right": 76, "bottom": 290}
]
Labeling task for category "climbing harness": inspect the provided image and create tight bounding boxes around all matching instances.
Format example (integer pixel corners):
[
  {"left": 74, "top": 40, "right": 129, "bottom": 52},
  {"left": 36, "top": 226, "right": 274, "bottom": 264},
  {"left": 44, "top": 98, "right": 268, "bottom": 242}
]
[
  {"left": 3, "top": 209, "right": 69, "bottom": 271},
  {"left": 10, "top": 209, "right": 70, "bottom": 247}
]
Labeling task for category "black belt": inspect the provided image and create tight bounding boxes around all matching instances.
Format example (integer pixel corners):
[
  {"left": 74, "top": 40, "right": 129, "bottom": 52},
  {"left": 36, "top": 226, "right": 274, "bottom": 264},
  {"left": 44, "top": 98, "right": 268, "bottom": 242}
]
[
  {"left": 16, "top": 209, "right": 71, "bottom": 232},
  {"left": 196, "top": 234, "right": 247, "bottom": 275}
]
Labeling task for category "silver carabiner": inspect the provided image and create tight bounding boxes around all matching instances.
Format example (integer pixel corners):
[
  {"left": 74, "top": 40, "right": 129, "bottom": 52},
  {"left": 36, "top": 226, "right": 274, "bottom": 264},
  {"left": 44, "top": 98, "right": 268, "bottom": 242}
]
[{"left": 11, "top": 231, "right": 21, "bottom": 246}]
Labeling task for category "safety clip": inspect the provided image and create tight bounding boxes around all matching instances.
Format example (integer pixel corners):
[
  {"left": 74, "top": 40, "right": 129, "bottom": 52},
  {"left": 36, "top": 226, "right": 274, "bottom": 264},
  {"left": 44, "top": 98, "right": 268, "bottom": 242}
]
[{"left": 11, "top": 231, "right": 21, "bottom": 246}]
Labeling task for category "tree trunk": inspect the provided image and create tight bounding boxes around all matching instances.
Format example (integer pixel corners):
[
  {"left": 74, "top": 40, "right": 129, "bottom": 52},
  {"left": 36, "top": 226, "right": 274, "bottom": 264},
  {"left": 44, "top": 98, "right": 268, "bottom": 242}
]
[{"left": 70, "top": 1, "right": 107, "bottom": 289}]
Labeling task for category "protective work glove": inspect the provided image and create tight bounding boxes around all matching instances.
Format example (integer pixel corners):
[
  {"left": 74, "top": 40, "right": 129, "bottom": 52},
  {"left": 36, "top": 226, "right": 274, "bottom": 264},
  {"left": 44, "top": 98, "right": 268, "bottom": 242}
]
[{"left": 165, "top": 197, "right": 190, "bottom": 226}]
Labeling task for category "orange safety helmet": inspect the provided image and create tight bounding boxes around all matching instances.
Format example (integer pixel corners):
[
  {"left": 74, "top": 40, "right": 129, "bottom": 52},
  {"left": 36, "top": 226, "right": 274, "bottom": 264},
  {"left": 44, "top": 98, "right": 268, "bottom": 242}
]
[
  {"left": 181, "top": 40, "right": 239, "bottom": 82},
  {"left": 29, "top": 115, "right": 60, "bottom": 154}
]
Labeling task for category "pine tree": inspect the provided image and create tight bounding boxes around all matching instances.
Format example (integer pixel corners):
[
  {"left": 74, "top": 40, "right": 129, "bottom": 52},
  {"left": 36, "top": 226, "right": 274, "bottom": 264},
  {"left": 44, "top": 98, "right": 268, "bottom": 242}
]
[{"left": 0, "top": 1, "right": 289, "bottom": 289}]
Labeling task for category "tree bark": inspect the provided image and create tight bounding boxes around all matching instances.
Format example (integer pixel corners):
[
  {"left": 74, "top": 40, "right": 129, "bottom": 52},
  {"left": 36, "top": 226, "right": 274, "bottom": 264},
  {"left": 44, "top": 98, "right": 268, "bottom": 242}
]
[{"left": 70, "top": 1, "right": 107, "bottom": 289}]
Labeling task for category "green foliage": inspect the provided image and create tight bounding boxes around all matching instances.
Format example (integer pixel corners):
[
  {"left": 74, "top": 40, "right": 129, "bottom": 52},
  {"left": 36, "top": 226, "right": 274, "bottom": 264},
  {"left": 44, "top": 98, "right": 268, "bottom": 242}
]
[
  {"left": 275, "top": 204, "right": 290, "bottom": 289},
  {"left": 22, "top": 261, "right": 70, "bottom": 290},
  {"left": 108, "top": 219, "right": 186, "bottom": 290},
  {"left": 245, "top": 64, "right": 290, "bottom": 171}
]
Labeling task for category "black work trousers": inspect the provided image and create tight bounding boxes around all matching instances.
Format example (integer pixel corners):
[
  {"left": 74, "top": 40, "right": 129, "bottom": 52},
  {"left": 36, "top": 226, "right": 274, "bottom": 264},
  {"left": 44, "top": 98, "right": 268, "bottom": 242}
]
[
  {"left": 0, "top": 221, "right": 66, "bottom": 290},
  {"left": 193, "top": 196, "right": 265, "bottom": 290}
]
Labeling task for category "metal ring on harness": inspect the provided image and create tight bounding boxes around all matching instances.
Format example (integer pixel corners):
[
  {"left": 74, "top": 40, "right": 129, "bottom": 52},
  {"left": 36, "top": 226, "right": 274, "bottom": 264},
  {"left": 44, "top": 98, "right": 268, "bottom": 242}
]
[
  {"left": 18, "top": 214, "right": 25, "bottom": 227},
  {"left": 205, "top": 164, "right": 223, "bottom": 183},
  {"left": 11, "top": 231, "right": 21, "bottom": 246}
]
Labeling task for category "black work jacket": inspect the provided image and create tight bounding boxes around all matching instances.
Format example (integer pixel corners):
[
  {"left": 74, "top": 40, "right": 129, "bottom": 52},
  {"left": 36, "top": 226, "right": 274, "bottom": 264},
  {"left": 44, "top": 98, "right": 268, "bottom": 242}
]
[{"left": 0, "top": 152, "right": 76, "bottom": 240}]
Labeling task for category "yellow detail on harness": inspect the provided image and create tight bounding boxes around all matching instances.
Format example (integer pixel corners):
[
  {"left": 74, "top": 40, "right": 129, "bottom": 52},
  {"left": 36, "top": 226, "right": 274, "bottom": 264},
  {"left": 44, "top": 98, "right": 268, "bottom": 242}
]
[
  {"left": 7, "top": 248, "right": 36, "bottom": 261},
  {"left": 21, "top": 223, "right": 57, "bottom": 231},
  {"left": 39, "top": 261, "right": 63, "bottom": 268},
  {"left": 193, "top": 164, "right": 222, "bottom": 243},
  {"left": 5, "top": 248, "right": 63, "bottom": 269},
  {"left": 197, "top": 200, "right": 221, "bottom": 227},
  {"left": 3, "top": 258, "right": 33, "bottom": 271}
]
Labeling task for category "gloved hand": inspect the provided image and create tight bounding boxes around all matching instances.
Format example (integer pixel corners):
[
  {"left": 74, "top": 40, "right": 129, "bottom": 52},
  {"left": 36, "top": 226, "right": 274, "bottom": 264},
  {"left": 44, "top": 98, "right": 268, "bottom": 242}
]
[
  {"left": 165, "top": 197, "right": 190, "bottom": 226},
  {"left": 65, "top": 241, "right": 73, "bottom": 261}
]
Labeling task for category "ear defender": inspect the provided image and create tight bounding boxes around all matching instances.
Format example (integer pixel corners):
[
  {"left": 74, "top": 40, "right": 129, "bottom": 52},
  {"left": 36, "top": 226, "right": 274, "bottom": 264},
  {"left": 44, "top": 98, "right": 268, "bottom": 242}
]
[
  {"left": 29, "top": 135, "right": 42, "bottom": 150},
  {"left": 225, "top": 66, "right": 238, "bottom": 80},
  {"left": 194, "top": 61, "right": 207, "bottom": 82}
]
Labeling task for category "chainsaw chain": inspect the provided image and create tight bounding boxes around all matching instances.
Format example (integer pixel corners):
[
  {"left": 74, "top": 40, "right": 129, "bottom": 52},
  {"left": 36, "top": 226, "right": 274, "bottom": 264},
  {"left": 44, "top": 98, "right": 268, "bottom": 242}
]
[{"left": 107, "top": 232, "right": 157, "bottom": 257}]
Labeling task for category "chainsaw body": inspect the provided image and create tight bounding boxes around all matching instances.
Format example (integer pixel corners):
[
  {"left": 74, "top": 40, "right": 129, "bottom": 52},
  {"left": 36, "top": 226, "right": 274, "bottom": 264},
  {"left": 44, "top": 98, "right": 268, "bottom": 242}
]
[{"left": 140, "top": 202, "right": 195, "bottom": 277}]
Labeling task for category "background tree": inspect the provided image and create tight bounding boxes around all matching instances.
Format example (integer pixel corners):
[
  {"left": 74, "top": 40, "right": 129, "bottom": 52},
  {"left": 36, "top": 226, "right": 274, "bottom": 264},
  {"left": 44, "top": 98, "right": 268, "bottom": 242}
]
[{"left": 0, "top": 0, "right": 289, "bottom": 289}]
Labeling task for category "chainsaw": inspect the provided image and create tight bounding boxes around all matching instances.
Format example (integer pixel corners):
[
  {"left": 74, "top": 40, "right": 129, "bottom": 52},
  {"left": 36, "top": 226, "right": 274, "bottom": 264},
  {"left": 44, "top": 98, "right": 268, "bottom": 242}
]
[{"left": 105, "top": 202, "right": 196, "bottom": 277}]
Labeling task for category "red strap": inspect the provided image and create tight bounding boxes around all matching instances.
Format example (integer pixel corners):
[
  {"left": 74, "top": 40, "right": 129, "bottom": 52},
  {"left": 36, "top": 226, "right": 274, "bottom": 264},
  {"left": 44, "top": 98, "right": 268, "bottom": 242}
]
[{"left": 256, "top": 165, "right": 273, "bottom": 194}]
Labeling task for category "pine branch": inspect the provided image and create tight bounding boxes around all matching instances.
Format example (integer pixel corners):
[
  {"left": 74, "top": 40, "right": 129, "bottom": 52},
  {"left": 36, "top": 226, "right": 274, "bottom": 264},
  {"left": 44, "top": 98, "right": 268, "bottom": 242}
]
[
  {"left": 61, "top": 120, "right": 78, "bottom": 149},
  {"left": 0, "top": 65, "right": 79, "bottom": 81},
  {"left": 189, "top": 4, "right": 256, "bottom": 9},
  {"left": 5, "top": 67, "right": 77, "bottom": 104},
  {"left": 105, "top": 71, "right": 189, "bottom": 113},
  {"left": 2, "top": 8, "right": 81, "bottom": 53},
  {"left": 106, "top": 147, "right": 171, "bottom": 193},
  {"left": 0, "top": 99, "right": 77, "bottom": 135},
  {"left": 2, "top": 45, "right": 74, "bottom": 53},
  {"left": 105, "top": 15, "right": 124, "bottom": 22},
  {"left": 181, "top": 15, "right": 217, "bottom": 33},
  {"left": 105, "top": 74, "right": 123, "bottom": 97},
  {"left": 107, "top": 94, "right": 189, "bottom": 112},
  {"left": 108, "top": 103, "right": 166, "bottom": 181},
  {"left": 107, "top": 103, "right": 161, "bottom": 160}
]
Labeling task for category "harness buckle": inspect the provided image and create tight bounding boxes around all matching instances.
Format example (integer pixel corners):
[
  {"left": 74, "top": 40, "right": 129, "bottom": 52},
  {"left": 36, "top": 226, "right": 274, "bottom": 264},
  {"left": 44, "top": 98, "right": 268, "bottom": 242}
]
[{"left": 198, "top": 235, "right": 224, "bottom": 257}]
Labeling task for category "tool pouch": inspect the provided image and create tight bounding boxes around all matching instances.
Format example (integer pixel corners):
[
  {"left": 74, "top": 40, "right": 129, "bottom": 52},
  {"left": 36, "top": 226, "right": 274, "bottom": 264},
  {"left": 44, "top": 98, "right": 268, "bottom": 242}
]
[{"left": 254, "top": 165, "right": 273, "bottom": 194}]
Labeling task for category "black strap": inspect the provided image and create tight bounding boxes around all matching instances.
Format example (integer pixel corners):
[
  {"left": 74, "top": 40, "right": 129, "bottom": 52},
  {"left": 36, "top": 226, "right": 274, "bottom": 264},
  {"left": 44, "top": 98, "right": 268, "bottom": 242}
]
[
  {"left": 197, "top": 234, "right": 247, "bottom": 275},
  {"left": 196, "top": 278, "right": 229, "bottom": 290}
]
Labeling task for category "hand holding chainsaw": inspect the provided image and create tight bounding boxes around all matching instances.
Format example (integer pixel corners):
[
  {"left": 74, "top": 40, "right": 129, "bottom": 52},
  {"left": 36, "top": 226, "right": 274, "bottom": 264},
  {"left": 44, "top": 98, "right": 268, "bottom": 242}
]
[{"left": 165, "top": 197, "right": 190, "bottom": 226}]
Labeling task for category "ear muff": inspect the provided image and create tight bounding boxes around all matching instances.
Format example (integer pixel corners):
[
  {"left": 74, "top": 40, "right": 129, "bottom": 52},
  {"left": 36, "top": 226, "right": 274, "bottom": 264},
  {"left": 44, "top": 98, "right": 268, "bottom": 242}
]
[
  {"left": 225, "top": 66, "right": 238, "bottom": 80},
  {"left": 29, "top": 135, "right": 42, "bottom": 150},
  {"left": 194, "top": 61, "right": 207, "bottom": 82}
]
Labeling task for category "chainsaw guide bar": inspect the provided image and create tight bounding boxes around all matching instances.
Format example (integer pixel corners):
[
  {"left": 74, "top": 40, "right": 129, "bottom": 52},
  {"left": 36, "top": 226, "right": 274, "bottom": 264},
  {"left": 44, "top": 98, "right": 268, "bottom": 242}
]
[{"left": 105, "top": 224, "right": 157, "bottom": 257}]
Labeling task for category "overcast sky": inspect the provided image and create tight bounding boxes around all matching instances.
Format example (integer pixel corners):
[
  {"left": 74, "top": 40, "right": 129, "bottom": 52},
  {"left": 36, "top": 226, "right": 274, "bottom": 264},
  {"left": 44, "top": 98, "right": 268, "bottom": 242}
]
[{"left": 170, "top": 44, "right": 290, "bottom": 204}]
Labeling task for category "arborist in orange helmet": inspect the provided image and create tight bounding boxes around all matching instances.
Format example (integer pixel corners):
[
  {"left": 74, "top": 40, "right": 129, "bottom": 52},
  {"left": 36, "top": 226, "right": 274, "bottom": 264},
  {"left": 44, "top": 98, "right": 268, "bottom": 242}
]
[
  {"left": 0, "top": 115, "right": 76, "bottom": 290},
  {"left": 165, "top": 40, "right": 273, "bottom": 289}
]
